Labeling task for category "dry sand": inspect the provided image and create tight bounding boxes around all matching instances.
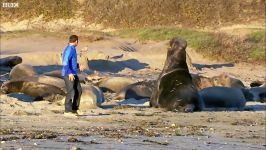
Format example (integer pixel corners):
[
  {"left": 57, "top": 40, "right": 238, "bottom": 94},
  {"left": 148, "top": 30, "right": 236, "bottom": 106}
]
[{"left": 0, "top": 33, "right": 265, "bottom": 150}]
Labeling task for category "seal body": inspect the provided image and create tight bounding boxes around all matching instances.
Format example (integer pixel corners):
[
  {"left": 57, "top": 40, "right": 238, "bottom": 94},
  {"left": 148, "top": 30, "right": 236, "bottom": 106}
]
[
  {"left": 0, "top": 56, "right": 22, "bottom": 67},
  {"left": 9, "top": 64, "right": 37, "bottom": 80},
  {"left": 98, "top": 77, "right": 135, "bottom": 93},
  {"left": 1, "top": 80, "right": 65, "bottom": 101},
  {"left": 199, "top": 87, "right": 246, "bottom": 110},
  {"left": 115, "top": 80, "right": 156, "bottom": 100},
  {"left": 150, "top": 37, "right": 202, "bottom": 112},
  {"left": 212, "top": 73, "right": 245, "bottom": 88}
]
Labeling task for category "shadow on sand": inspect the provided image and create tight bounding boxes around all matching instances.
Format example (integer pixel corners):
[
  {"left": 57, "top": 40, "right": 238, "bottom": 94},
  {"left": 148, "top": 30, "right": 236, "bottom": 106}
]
[
  {"left": 193, "top": 63, "right": 234, "bottom": 70},
  {"left": 8, "top": 93, "right": 35, "bottom": 102},
  {"left": 33, "top": 65, "right": 62, "bottom": 74},
  {"left": 89, "top": 59, "right": 149, "bottom": 73}
]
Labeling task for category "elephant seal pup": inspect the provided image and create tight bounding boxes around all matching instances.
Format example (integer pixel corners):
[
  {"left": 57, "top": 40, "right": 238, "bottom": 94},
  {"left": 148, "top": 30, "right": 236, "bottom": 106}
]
[
  {"left": 9, "top": 64, "right": 37, "bottom": 80},
  {"left": 1, "top": 80, "right": 65, "bottom": 102},
  {"left": 199, "top": 87, "right": 246, "bottom": 110},
  {"left": 212, "top": 73, "right": 245, "bottom": 88},
  {"left": 98, "top": 77, "right": 136, "bottom": 93},
  {"left": 115, "top": 80, "right": 156, "bottom": 100},
  {"left": 150, "top": 37, "right": 203, "bottom": 112},
  {"left": 0, "top": 56, "right": 22, "bottom": 67}
]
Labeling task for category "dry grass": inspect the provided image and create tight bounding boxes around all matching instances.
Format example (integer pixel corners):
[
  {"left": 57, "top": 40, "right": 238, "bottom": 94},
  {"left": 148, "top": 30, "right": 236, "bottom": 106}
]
[{"left": 1, "top": 0, "right": 265, "bottom": 28}]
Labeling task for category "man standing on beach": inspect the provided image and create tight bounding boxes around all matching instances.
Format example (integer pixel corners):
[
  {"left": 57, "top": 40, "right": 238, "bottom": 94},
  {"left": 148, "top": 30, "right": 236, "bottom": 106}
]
[{"left": 62, "top": 35, "right": 84, "bottom": 117}]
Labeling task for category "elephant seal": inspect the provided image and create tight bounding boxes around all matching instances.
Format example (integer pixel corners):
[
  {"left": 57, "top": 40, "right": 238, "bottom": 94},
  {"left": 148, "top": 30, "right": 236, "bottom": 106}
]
[
  {"left": 0, "top": 56, "right": 22, "bottom": 67},
  {"left": 191, "top": 74, "right": 213, "bottom": 90},
  {"left": 43, "top": 70, "right": 62, "bottom": 79},
  {"left": 43, "top": 70, "right": 88, "bottom": 83},
  {"left": 98, "top": 77, "right": 136, "bottom": 93},
  {"left": 115, "top": 80, "right": 156, "bottom": 100},
  {"left": 212, "top": 73, "right": 245, "bottom": 88},
  {"left": 247, "top": 87, "right": 266, "bottom": 102},
  {"left": 60, "top": 85, "right": 105, "bottom": 110},
  {"left": 199, "top": 87, "right": 246, "bottom": 110},
  {"left": 9, "top": 64, "right": 37, "bottom": 80},
  {"left": 16, "top": 75, "right": 66, "bottom": 92},
  {"left": 1, "top": 80, "right": 65, "bottom": 101},
  {"left": 150, "top": 37, "right": 203, "bottom": 112}
]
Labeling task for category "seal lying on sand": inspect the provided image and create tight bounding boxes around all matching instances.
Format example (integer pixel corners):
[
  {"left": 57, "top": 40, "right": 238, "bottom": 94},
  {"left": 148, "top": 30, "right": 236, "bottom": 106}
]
[
  {"left": 0, "top": 56, "right": 22, "bottom": 67},
  {"left": 98, "top": 77, "right": 136, "bottom": 93},
  {"left": 1, "top": 80, "right": 65, "bottom": 101},
  {"left": 192, "top": 74, "right": 213, "bottom": 90},
  {"left": 199, "top": 87, "right": 246, "bottom": 110},
  {"left": 16, "top": 75, "right": 66, "bottom": 92},
  {"left": 9, "top": 64, "right": 37, "bottom": 80},
  {"left": 60, "top": 85, "right": 105, "bottom": 110},
  {"left": 43, "top": 70, "right": 88, "bottom": 83},
  {"left": 247, "top": 87, "right": 266, "bottom": 103},
  {"left": 115, "top": 80, "right": 156, "bottom": 100},
  {"left": 212, "top": 73, "right": 245, "bottom": 88},
  {"left": 150, "top": 37, "right": 203, "bottom": 112}
]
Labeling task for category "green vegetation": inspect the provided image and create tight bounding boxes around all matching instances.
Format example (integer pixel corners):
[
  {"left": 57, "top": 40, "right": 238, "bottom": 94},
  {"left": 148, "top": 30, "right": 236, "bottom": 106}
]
[
  {"left": 112, "top": 27, "right": 265, "bottom": 63},
  {"left": 247, "top": 31, "right": 265, "bottom": 43}
]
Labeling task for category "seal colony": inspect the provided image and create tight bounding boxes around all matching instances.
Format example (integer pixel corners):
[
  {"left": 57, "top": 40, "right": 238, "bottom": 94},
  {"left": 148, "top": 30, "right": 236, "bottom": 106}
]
[{"left": 0, "top": 36, "right": 265, "bottom": 112}]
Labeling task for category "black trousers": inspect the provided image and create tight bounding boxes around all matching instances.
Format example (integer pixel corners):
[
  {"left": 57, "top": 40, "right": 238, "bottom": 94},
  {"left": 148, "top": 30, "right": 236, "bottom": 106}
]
[{"left": 63, "top": 75, "right": 82, "bottom": 112}]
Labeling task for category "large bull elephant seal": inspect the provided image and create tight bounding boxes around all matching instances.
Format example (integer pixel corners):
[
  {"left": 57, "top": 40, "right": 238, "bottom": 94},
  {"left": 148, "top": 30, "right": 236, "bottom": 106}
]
[
  {"left": 115, "top": 80, "right": 156, "bottom": 100},
  {"left": 98, "top": 77, "right": 136, "bottom": 93},
  {"left": 1, "top": 80, "right": 65, "bottom": 102},
  {"left": 199, "top": 87, "right": 246, "bottom": 110},
  {"left": 150, "top": 37, "right": 203, "bottom": 112},
  {"left": 9, "top": 64, "right": 37, "bottom": 80},
  {"left": 0, "top": 56, "right": 22, "bottom": 67}
]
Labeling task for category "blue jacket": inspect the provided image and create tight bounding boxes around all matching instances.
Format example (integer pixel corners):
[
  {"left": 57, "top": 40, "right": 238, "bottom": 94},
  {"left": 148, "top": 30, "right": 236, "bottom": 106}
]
[{"left": 61, "top": 44, "right": 78, "bottom": 76}]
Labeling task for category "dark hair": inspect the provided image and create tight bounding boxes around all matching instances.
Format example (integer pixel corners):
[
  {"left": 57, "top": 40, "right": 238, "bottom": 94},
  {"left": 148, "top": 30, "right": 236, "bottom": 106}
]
[{"left": 69, "top": 35, "right": 78, "bottom": 43}]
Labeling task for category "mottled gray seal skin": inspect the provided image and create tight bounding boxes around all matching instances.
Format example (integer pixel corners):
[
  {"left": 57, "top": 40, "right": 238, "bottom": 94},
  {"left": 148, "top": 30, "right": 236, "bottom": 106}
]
[
  {"left": 199, "top": 87, "right": 246, "bottom": 110},
  {"left": 0, "top": 56, "right": 22, "bottom": 67},
  {"left": 150, "top": 37, "right": 203, "bottom": 112},
  {"left": 9, "top": 64, "right": 37, "bottom": 80},
  {"left": 1, "top": 80, "right": 65, "bottom": 102},
  {"left": 115, "top": 80, "right": 156, "bottom": 100}
]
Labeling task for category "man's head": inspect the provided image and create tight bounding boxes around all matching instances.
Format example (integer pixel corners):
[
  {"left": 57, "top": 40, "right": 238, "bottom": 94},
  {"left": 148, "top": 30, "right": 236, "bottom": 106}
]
[{"left": 69, "top": 35, "right": 79, "bottom": 47}]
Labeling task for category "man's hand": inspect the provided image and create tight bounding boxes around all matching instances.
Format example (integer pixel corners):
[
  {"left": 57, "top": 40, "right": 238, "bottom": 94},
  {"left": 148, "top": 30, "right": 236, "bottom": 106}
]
[
  {"left": 79, "top": 64, "right": 85, "bottom": 72},
  {"left": 68, "top": 74, "right": 75, "bottom": 81}
]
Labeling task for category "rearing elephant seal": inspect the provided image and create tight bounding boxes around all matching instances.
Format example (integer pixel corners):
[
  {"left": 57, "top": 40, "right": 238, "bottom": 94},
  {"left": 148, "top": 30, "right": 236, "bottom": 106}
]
[{"left": 150, "top": 37, "right": 203, "bottom": 112}]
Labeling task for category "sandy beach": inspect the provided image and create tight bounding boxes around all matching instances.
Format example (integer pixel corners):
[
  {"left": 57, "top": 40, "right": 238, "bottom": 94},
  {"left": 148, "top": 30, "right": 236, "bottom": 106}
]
[{"left": 0, "top": 32, "right": 265, "bottom": 150}]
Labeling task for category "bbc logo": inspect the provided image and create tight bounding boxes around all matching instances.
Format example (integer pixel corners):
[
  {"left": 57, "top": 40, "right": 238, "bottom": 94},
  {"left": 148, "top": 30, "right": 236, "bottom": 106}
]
[{"left": 2, "top": 2, "right": 19, "bottom": 8}]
